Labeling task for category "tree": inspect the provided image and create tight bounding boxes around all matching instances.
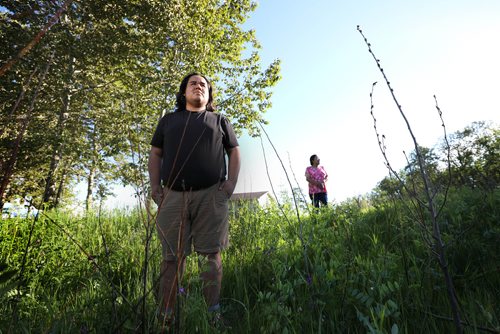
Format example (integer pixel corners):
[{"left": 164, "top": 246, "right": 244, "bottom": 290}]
[
  {"left": 1, "top": 0, "right": 281, "bottom": 209},
  {"left": 442, "top": 121, "right": 499, "bottom": 190}
]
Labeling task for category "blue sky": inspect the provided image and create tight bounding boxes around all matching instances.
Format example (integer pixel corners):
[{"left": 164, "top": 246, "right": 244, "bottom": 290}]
[
  {"left": 105, "top": 0, "right": 500, "bottom": 208},
  {"left": 233, "top": 0, "right": 500, "bottom": 202}
]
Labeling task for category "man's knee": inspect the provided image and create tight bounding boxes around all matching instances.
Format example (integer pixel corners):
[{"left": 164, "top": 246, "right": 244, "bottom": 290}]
[
  {"left": 161, "top": 258, "right": 185, "bottom": 275},
  {"left": 198, "top": 252, "right": 222, "bottom": 271},
  {"left": 161, "top": 259, "right": 177, "bottom": 268},
  {"left": 200, "top": 252, "right": 221, "bottom": 261}
]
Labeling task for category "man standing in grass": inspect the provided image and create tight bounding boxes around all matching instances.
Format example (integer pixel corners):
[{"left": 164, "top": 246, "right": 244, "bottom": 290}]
[{"left": 148, "top": 72, "right": 241, "bottom": 326}]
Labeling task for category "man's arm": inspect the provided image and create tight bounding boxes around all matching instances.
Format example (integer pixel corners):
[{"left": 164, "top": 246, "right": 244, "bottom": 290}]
[
  {"left": 220, "top": 146, "right": 241, "bottom": 196},
  {"left": 148, "top": 146, "right": 163, "bottom": 205}
]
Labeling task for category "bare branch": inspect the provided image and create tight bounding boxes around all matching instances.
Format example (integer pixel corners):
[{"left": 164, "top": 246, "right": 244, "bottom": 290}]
[{"left": 358, "top": 25, "right": 464, "bottom": 333}]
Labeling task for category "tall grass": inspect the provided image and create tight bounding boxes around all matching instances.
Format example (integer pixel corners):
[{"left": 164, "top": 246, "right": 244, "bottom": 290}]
[{"left": 0, "top": 187, "right": 498, "bottom": 333}]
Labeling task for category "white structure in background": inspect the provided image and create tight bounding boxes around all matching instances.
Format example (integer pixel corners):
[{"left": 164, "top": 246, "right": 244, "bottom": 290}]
[
  {"left": 1, "top": 199, "right": 38, "bottom": 218},
  {"left": 229, "top": 191, "right": 268, "bottom": 212},
  {"left": 230, "top": 191, "right": 268, "bottom": 202}
]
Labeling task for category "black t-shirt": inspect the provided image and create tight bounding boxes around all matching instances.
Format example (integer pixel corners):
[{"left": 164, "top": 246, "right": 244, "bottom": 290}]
[{"left": 150, "top": 110, "right": 239, "bottom": 191}]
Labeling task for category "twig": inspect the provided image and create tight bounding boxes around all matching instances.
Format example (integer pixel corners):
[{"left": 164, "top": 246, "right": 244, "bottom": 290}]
[{"left": 433, "top": 95, "right": 452, "bottom": 217}]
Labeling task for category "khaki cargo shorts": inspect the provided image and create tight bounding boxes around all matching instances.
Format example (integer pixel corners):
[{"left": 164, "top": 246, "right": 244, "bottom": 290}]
[{"left": 156, "top": 182, "right": 230, "bottom": 261}]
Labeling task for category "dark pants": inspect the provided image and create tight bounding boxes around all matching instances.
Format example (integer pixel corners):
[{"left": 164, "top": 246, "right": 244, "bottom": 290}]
[{"left": 309, "top": 192, "right": 328, "bottom": 208}]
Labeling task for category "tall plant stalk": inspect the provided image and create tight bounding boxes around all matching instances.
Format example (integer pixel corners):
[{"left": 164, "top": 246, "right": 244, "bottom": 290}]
[
  {"left": 357, "top": 26, "right": 463, "bottom": 333},
  {"left": 258, "top": 122, "right": 311, "bottom": 280}
]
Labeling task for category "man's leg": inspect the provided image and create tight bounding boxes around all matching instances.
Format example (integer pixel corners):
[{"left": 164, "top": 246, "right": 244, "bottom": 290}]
[
  {"left": 190, "top": 184, "right": 228, "bottom": 313},
  {"left": 159, "top": 257, "right": 186, "bottom": 313},
  {"left": 156, "top": 188, "right": 190, "bottom": 315},
  {"left": 198, "top": 252, "right": 222, "bottom": 309}
]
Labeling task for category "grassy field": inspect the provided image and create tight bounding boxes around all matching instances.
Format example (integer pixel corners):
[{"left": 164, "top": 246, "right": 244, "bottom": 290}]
[{"left": 0, "top": 187, "right": 499, "bottom": 333}]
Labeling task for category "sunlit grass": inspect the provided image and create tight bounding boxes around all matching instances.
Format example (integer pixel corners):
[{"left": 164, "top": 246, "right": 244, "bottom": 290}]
[{"left": 0, "top": 187, "right": 498, "bottom": 332}]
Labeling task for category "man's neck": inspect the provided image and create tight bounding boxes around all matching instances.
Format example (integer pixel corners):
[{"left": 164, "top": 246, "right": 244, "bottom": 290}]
[{"left": 186, "top": 104, "right": 206, "bottom": 112}]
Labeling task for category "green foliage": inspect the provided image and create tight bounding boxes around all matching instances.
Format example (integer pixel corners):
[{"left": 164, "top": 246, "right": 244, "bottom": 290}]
[
  {"left": 0, "top": 187, "right": 499, "bottom": 332},
  {"left": 1, "top": 93, "right": 498, "bottom": 332},
  {"left": 0, "top": 0, "right": 281, "bottom": 208},
  {"left": 0, "top": 260, "right": 17, "bottom": 300},
  {"left": 372, "top": 122, "right": 499, "bottom": 204},
  {"left": 443, "top": 121, "right": 500, "bottom": 190},
  {"left": 438, "top": 187, "right": 500, "bottom": 280}
]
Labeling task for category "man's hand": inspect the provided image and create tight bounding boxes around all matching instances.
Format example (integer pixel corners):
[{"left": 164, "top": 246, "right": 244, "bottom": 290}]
[
  {"left": 148, "top": 146, "right": 163, "bottom": 206},
  {"left": 219, "top": 179, "right": 236, "bottom": 198},
  {"left": 151, "top": 184, "right": 164, "bottom": 206},
  {"left": 223, "top": 146, "right": 240, "bottom": 198}
]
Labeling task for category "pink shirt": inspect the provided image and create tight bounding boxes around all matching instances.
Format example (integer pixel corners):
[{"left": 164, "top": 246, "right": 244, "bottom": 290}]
[{"left": 305, "top": 166, "right": 328, "bottom": 194}]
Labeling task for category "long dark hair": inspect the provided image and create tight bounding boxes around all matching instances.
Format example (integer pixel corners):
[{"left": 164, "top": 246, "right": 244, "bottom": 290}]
[
  {"left": 175, "top": 72, "right": 215, "bottom": 111},
  {"left": 310, "top": 154, "right": 318, "bottom": 166}
]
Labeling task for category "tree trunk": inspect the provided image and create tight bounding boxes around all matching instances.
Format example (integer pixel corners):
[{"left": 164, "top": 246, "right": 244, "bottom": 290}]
[
  {"left": 8, "top": 67, "right": 38, "bottom": 117},
  {"left": 86, "top": 164, "right": 95, "bottom": 212},
  {"left": 0, "top": 57, "right": 53, "bottom": 210},
  {"left": 42, "top": 54, "right": 74, "bottom": 207},
  {"left": 0, "top": 0, "right": 73, "bottom": 77},
  {"left": 85, "top": 124, "right": 99, "bottom": 212},
  {"left": 54, "top": 164, "right": 68, "bottom": 208}
]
